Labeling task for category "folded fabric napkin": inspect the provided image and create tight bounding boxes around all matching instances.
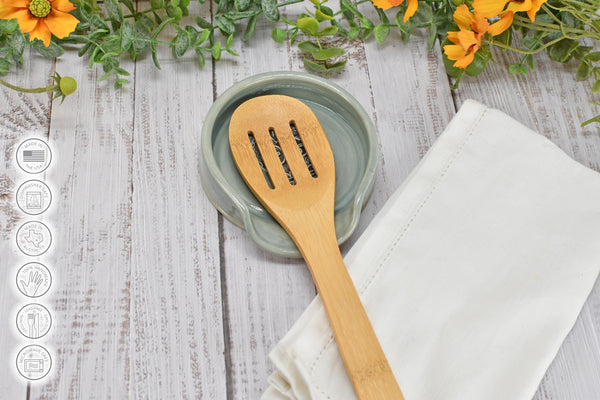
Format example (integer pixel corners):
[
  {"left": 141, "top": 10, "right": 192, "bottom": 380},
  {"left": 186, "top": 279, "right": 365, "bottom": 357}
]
[{"left": 261, "top": 99, "right": 600, "bottom": 400}]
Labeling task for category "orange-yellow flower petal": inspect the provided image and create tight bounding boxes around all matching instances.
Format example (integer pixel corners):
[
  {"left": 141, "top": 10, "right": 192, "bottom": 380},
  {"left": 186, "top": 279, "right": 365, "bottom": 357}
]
[
  {"left": 1, "top": 0, "right": 31, "bottom": 8},
  {"left": 8, "top": 8, "right": 39, "bottom": 32},
  {"left": 444, "top": 44, "right": 467, "bottom": 60},
  {"left": 457, "top": 30, "right": 478, "bottom": 49},
  {"left": 488, "top": 11, "right": 513, "bottom": 35},
  {"left": 403, "top": 0, "right": 418, "bottom": 22},
  {"left": 447, "top": 30, "right": 460, "bottom": 45},
  {"left": 472, "top": 13, "right": 490, "bottom": 33},
  {"left": 453, "top": 50, "right": 475, "bottom": 68},
  {"left": 51, "top": 0, "right": 75, "bottom": 12},
  {"left": 472, "top": 0, "right": 508, "bottom": 18},
  {"left": 506, "top": 0, "right": 532, "bottom": 13},
  {"left": 28, "top": 19, "right": 51, "bottom": 46},
  {"left": 453, "top": 4, "right": 474, "bottom": 30},
  {"left": 43, "top": 9, "right": 78, "bottom": 38},
  {"left": 0, "top": 5, "right": 22, "bottom": 19},
  {"left": 526, "top": 0, "right": 547, "bottom": 21},
  {"left": 371, "top": 0, "right": 403, "bottom": 10}
]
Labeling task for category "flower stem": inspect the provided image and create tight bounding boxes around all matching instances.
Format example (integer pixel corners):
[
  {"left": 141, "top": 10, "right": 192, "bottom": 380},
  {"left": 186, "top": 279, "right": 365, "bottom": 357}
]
[{"left": 0, "top": 79, "right": 55, "bottom": 94}]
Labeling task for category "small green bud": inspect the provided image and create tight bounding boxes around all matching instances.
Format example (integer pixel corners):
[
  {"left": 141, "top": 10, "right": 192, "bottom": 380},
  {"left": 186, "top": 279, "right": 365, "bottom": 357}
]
[{"left": 59, "top": 77, "right": 77, "bottom": 96}]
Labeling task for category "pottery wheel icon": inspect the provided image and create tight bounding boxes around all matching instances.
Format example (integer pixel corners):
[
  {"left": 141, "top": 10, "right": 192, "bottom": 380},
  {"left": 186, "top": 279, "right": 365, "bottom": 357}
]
[
  {"left": 16, "top": 221, "right": 52, "bottom": 256},
  {"left": 16, "top": 345, "right": 52, "bottom": 380},
  {"left": 16, "top": 180, "right": 52, "bottom": 215},
  {"left": 16, "top": 303, "right": 52, "bottom": 339}
]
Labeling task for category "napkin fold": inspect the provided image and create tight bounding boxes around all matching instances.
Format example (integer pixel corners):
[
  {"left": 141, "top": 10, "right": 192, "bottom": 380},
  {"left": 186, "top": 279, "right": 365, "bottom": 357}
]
[{"left": 261, "top": 100, "right": 600, "bottom": 400}]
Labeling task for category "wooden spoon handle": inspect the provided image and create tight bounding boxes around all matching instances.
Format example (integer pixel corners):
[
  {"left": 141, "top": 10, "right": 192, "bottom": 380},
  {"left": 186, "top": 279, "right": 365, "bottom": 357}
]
[{"left": 292, "top": 214, "right": 405, "bottom": 400}]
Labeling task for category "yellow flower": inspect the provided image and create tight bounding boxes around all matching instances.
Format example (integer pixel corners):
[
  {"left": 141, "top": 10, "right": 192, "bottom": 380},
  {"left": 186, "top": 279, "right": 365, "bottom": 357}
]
[
  {"left": 473, "top": 0, "right": 548, "bottom": 28},
  {"left": 372, "top": 0, "right": 418, "bottom": 23},
  {"left": 0, "top": 0, "right": 79, "bottom": 47},
  {"left": 443, "top": 4, "right": 509, "bottom": 69}
]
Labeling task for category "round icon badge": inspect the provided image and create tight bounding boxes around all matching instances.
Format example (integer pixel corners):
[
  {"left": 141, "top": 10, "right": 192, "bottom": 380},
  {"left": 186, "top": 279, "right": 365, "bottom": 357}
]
[
  {"left": 16, "top": 180, "right": 52, "bottom": 215},
  {"left": 16, "top": 345, "right": 52, "bottom": 380},
  {"left": 16, "top": 138, "right": 52, "bottom": 174},
  {"left": 16, "top": 303, "right": 52, "bottom": 339},
  {"left": 16, "top": 221, "right": 52, "bottom": 256},
  {"left": 16, "top": 263, "right": 52, "bottom": 298}
]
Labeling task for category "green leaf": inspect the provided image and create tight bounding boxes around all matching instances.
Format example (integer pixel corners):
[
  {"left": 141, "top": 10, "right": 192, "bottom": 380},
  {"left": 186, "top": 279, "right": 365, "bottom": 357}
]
[
  {"left": 581, "top": 114, "right": 600, "bottom": 127},
  {"left": 316, "top": 9, "right": 334, "bottom": 21},
  {"left": 243, "top": 15, "right": 257, "bottom": 41},
  {"left": 226, "top": 33, "right": 234, "bottom": 48},
  {"left": 166, "top": 5, "right": 183, "bottom": 21},
  {"left": 525, "top": 54, "right": 534, "bottom": 70},
  {"left": 196, "top": 47, "right": 206, "bottom": 67},
  {"left": 196, "top": 16, "right": 213, "bottom": 29},
  {"left": 9, "top": 30, "right": 25, "bottom": 63},
  {"left": 592, "top": 80, "right": 600, "bottom": 93},
  {"left": 115, "top": 78, "right": 128, "bottom": 89},
  {"left": 105, "top": 0, "right": 123, "bottom": 29},
  {"left": 303, "top": 57, "right": 328, "bottom": 73},
  {"left": 298, "top": 40, "right": 320, "bottom": 53},
  {"left": 572, "top": 45, "right": 592, "bottom": 60},
  {"left": 318, "top": 25, "right": 338, "bottom": 36},
  {"left": 409, "top": 4, "right": 432, "bottom": 27},
  {"left": 494, "top": 27, "right": 512, "bottom": 47},
  {"left": 297, "top": 17, "right": 319, "bottom": 36},
  {"left": 131, "top": 20, "right": 151, "bottom": 58},
  {"left": 78, "top": 42, "right": 92, "bottom": 57},
  {"left": 348, "top": 25, "right": 359, "bottom": 40},
  {"left": 172, "top": 30, "right": 191, "bottom": 58},
  {"left": 465, "top": 46, "right": 491, "bottom": 76},
  {"left": 0, "top": 19, "right": 18, "bottom": 33},
  {"left": 120, "top": 21, "right": 134, "bottom": 50},
  {"left": 585, "top": 51, "right": 600, "bottom": 62},
  {"left": 33, "top": 41, "right": 64, "bottom": 58},
  {"left": 235, "top": 0, "right": 252, "bottom": 11},
  {"left": 272, "top": 28, "right": 287, "bottom": 42},
  {"left": 309, "top": 0, "right": 320, "bottom": 5},
  {"left": 321, "top": 6, "right": 334, "bottom": 17},
  {"left": 374, "top": 24, "right": 389, "bottom": 43},
  {"left": 121, "top": 0, "right": 135, "bottom": 13},
  {"left": 262, "top": 0, "right": 280, "bottom": 21},
  {"left": 211, "top": 42, "right": 221, "bottom": 60},
  {"left": 152, "top": 44, "right": 161, "bottom": 69},
  {"left": 0, "top": 59, "right": 11, "bottom": 75},
  {"left": 216, "top": 16, "right": 236, "bottom": 35},
  {"left": 150, "top": 0, "right": 164, "bottom": 8},
  {"left": 89, "top": 14, "right": 110, "bottom": 32},
  {"left": 426, "top": 24, "right": 437, "bottom": 50},
  {"left": 548, "top": 39, "right": 578, "bottom": 63},
  {"left": 326, "top": 59, "right": 347, "bottom": 70},
  {"left": 312, "top": 46, "right": 345, "bottom": 60},
  {"left": 509, "top": 63, "right": 528, "bottom": 74},
  {"left": 576, "top": 61, "right": 591, "bottom": 81}
]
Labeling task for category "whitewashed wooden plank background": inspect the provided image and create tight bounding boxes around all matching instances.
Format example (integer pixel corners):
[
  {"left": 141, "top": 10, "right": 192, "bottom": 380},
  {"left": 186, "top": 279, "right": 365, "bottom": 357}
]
[{"left": 1, "top": 2, "right": 599, "bottom": 399}]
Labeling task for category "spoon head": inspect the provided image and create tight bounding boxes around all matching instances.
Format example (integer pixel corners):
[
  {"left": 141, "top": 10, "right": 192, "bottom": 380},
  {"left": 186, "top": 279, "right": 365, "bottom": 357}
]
[{"left": 229, "top": 95, "right": 335, "bottom": 213}]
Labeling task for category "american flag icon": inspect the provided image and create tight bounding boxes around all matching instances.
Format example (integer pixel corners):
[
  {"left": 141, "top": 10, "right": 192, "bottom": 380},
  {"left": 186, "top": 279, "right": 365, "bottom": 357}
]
[{"left": 23, "top": 150, "right": 45, "bottom": 162}]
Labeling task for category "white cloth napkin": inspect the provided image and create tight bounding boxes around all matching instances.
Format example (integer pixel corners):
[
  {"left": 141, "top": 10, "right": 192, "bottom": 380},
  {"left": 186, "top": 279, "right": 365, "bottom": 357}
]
[{"left": 261, "top": 99, "right": 600, "bottom": 400}]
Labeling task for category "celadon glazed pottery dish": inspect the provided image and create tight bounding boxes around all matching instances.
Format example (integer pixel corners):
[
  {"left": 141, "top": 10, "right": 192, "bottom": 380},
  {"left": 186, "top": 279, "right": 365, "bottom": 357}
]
[{"left": 200, "top": 71, "right": 378, "bottom": 257}]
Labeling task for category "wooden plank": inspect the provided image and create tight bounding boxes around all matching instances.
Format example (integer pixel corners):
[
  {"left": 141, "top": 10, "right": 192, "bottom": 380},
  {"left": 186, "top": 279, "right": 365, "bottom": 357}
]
[
  {"left": 452, "top": 48, "right": 600, "bottom": 398},
  {"left": 24, "top": 51, "right": 135, "bottom": 398},
  {"left": 347, "top": 27, "right": 457, "bottom": 249},
  {"left": 129, "top": 8, "right": 227, "bottom": 397},
  {"left": 214, "top": 12, "right": 318, "bottom": 399},
  {"left": 0, "top": 48, "right": 54, "bottom": 400}
]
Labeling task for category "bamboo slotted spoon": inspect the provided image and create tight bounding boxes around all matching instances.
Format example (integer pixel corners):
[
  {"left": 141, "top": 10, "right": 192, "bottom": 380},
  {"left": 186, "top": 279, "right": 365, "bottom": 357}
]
[{"left": 229, "top": 94, "right": 404, "bottom": 400}]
